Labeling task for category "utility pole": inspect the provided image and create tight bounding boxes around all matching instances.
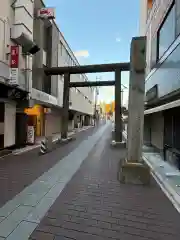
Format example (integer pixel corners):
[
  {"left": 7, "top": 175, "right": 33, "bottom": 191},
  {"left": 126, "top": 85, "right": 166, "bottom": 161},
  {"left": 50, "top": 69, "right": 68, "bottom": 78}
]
[{"left": 93, "top": 77, "right": 100, "bottom": 126}]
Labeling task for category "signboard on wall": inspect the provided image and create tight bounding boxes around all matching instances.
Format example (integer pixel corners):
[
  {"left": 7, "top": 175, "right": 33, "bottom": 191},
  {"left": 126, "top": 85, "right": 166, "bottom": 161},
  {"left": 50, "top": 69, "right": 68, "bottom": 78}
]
[
  {"left": 27, "top": 126, "right": 35, "bottom": 144},
  {"left": 10, "top": 68, "right": 19, "bottom": 85},
  {"left": 9, "top": 45, "right": 19, "bottom": 85},
  {"left": 37, "top": 8, "right": 55, "bottom": 19}
]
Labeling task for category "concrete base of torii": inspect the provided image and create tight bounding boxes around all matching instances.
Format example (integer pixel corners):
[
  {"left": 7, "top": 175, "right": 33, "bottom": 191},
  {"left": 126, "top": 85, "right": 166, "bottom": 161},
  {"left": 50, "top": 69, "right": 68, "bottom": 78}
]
[
  {"left": 111, "top": 130, "right": 126, "bottom": 149},
  {"left": 118, "top": 160, "right": 151, "bottom": 185}
]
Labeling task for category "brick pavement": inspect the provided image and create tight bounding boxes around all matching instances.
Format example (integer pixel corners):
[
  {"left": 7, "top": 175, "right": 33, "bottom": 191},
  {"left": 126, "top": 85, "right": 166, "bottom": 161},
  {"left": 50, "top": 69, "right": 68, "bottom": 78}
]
[
  {"left": 0, "top": 125, "right": 98, "bottom": 208},
  {"left": 29, "top": 128, "right": 180, "bottom": 240}
]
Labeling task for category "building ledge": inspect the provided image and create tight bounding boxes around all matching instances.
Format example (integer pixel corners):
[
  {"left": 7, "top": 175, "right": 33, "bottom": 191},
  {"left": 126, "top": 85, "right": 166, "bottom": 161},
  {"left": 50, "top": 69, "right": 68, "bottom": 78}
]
[{"left": 144, "top": 99, "right": 180, "bottom": 115}]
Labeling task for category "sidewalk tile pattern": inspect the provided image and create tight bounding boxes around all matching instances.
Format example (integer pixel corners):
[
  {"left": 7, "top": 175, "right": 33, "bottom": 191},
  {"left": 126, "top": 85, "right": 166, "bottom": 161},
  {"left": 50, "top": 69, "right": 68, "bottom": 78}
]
[
  {"left": 0, "top": 126, "right": 97, "bottom": 208},
  {"left": 0, "top": 124, "right": 107, "bottom": 239},
  {"left": 29, "top": 129, "right": 180, "bottom": 240}
]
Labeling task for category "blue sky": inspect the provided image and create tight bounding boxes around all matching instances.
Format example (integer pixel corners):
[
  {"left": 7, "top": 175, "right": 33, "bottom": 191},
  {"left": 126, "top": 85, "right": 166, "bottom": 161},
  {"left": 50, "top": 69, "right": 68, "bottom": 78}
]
[{"left": 45, "top": 0, "right": 140, "bottom": 105}]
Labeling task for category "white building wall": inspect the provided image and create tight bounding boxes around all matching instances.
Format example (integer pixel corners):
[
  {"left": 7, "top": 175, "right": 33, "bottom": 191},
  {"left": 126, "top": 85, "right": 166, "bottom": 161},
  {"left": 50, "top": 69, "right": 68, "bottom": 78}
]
[
  {"left": 57, "top": 33, "right": 94, "bottom": 115},
  {"left": 0, "top": 0, "right": 33, "bottom": 91},
  {"left": 1, "top": 0, "right": 93, "bottom": 122},
  {"left": 4, "top": 102, "right": 16, "bottom": 147},
  {"left": 0, "top": 1, "right": 34, "bottom": 148},
  {"left": 0, "top": 0, "right": 14, "bottom": 82},
  {"left": 139, "top": 0, "right": 148, "bottom": 36},
  {"left": 45, "top": 110, "right": 61, "bottom": 136}
]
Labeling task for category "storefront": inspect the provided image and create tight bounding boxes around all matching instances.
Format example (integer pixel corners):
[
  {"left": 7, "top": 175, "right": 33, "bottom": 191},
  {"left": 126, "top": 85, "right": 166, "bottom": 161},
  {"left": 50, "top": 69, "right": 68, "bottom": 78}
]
[
  {"left": 0, "top": 82, "right": 29, "bottom": 149},
  {"left": 44, "top": 108, "right": 62, "bottom": 136},
  {"left": 24, "top": 104, "right": 45, "bottom": 138},
  {"left": 163, "top": 108, "right": 180, "bottom": 170},
  {"left": 29, "top": 88, "right": 62, "bottom": 138},
  {"left": 0, "top": 101, "right": 16, "bottom": 149}
]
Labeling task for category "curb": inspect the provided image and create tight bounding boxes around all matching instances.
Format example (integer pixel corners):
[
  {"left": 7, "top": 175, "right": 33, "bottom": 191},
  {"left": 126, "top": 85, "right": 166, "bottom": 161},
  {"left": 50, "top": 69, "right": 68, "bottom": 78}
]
[
  {"left": 122, "top": 131, "right": 180, "bottom": 213},
  {"left": 10, "top": 126, "right": 94, "bottom": 156},
  {"left": 142, "top": 155, "right": 180, "bottom": 213},
  {"left": 38, "top": 135, "right": 75, "bottom": 156}
]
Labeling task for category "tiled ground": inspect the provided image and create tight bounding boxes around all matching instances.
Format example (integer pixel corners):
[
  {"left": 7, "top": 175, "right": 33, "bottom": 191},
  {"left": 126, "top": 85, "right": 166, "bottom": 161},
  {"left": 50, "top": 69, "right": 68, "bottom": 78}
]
[
  {"left": 0, "top": 126, "right": 98, "bottom": 208},
  {"left": 29, "top": 128, "right": 180, "bottom": 240}
]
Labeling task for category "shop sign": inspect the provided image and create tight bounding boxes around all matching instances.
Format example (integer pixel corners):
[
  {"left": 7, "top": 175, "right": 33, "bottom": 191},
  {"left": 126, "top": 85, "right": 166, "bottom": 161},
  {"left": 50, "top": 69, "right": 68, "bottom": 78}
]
[
  {"left": 10, "top": 68, "right": 19, "bottom": 85},
  {"left": 27, "top": 126, "right": 35, "bottom": 144},
  {"left": 37, "top": 7, "right": 55, "bottom": 19},
  {"left": 9, "top": 45, "right": 19, "bottom": 85}
]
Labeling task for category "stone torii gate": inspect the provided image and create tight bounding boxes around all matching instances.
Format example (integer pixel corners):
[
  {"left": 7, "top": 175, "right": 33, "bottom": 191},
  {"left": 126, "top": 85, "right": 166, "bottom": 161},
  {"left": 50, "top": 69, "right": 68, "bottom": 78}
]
[
  {"left": 45, "top": 37, "right": 149, "bottom": 185},
  {"left": 45, "top": 62, "right": 129, "bottom": 144}
]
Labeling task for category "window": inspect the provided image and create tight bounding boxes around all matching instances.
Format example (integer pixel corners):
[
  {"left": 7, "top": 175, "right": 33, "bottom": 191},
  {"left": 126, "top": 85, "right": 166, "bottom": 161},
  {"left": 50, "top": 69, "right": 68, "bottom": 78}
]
[
  {"left": 62, "top": 45, "right": 66, "bottom": 58},
  {"left": 176, "top": 0, "right": 180, "bottom": 36},
  {"left": 43, "top": 66, "right": 51, "bottom": 94},
  {"left": 150, "top": 34, "right": 158, "bottom": 68},
  {"left": 157, "top": 4, "right": 176, "bottom": 59},
  {"left": 59, "top": 41, "right": 63, "bottom": 56},
  {"left": 43, "top": 26, "right": 52, "bottom": 51}
]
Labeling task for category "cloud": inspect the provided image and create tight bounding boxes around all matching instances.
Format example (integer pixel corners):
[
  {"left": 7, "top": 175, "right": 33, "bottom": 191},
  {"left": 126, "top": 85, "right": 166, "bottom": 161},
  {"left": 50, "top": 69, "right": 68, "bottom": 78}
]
[
  {"left": 116, "top": 37, "right": 121, "bottom": 42},
  {"left": 74, "top": 50, "right": 89, "bottom": 58}
]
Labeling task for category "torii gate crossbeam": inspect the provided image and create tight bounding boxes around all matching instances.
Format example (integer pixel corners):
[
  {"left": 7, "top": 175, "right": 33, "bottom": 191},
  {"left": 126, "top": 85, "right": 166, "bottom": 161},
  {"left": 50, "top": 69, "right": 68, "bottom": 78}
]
[
  {"left": 69, "top": 80, "right": 115, "bottom": 88},
  {"left": 45, "top": 62, "right": 130, "bottom": 142},
  {"left": 44, "top": 62, "right": 130, "bottom": 75}
]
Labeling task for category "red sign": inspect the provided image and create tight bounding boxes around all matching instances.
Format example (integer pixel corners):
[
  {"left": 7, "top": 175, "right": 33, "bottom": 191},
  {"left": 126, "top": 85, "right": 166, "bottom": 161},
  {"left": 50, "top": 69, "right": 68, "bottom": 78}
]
[
  {"left": 40, "top": 9, "right": 49, "bottom": 14},
  {"left": 10, "top": 46, "right": 19, "bottom": 68},
  {"left": 38, "top": 8, "right": 55, "bottom": 19}
]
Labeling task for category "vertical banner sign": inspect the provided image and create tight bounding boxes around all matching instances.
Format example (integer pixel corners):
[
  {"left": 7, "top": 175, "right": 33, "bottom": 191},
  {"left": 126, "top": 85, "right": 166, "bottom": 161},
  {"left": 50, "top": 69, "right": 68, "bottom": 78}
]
[
  {"left": 10, "top": 45, "right": 19, "bottom": 85},
  {"left": 27, "top": 126, "right": 35, "bottom": 144}
]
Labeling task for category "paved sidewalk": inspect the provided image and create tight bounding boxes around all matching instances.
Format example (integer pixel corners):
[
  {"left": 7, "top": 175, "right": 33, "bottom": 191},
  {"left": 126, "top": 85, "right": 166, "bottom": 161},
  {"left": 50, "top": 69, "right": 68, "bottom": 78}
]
[
  {"left": 29, "top": 128, "right": 180, "bottom": 240},
  {"left": 123, "top": 131, "right": 180, "bottom": 213},
  {"left": 0, "top": 123, "right": 108, "bottom": 239},
  {"left": 0, "top": 125, "right": 98, "bottom": 208}
]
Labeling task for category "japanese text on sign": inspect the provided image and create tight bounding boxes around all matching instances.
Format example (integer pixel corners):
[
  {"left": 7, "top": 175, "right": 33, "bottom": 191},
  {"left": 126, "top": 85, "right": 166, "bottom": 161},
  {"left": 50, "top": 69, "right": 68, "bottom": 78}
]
[{"left": 10, "top": 46, "right": 19, "bottom": 68}]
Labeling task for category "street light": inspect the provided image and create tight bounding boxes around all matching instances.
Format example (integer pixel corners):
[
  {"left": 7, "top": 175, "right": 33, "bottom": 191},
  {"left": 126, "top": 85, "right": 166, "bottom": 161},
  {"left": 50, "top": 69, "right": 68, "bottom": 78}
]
[{"left": 93, "top": 77, "right": 101, "bottom": 125}]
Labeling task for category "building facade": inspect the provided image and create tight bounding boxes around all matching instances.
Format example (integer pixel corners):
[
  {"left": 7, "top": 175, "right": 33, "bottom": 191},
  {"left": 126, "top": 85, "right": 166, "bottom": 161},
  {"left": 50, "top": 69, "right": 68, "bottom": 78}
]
[
  {"left": 140, "top": 0, "right": 180, "bottom": 169},
  {"left": 58, "top": 30, "right": 94, "bottom": 129},
  {"left": 0, "top": 0, "right": 36, "bottom": 149},
  {"left": 0, "top": 0, "right": 93, "bottom": 150}
]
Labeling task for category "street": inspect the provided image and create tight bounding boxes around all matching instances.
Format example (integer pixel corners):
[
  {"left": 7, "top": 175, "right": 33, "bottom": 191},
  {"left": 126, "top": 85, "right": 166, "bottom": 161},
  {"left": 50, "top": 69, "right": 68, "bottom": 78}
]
[
  {"left": 0, "top": 126, "right": 99, "bottom": 208},
  {"left": 1, "top": 0, "right": 180, "bottom": 239},
  {"left": 0, "top": 123, "right": 179, "bottom": 239}
]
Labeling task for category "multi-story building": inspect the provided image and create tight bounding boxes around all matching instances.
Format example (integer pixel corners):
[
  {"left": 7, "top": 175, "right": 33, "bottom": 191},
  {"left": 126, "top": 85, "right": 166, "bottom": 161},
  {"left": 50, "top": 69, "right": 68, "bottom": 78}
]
[
  {"left": 140, "top": 0, "right": 180, "bottom": 168},
  {"left": 0, "top": 0, "right": 37, "bottom": 149},
  {"left": 58, "top": 30, "right": 94, "bottom": 129},
  {"left": 0, "top": 0, "right": 93, "bottom": 150}
]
